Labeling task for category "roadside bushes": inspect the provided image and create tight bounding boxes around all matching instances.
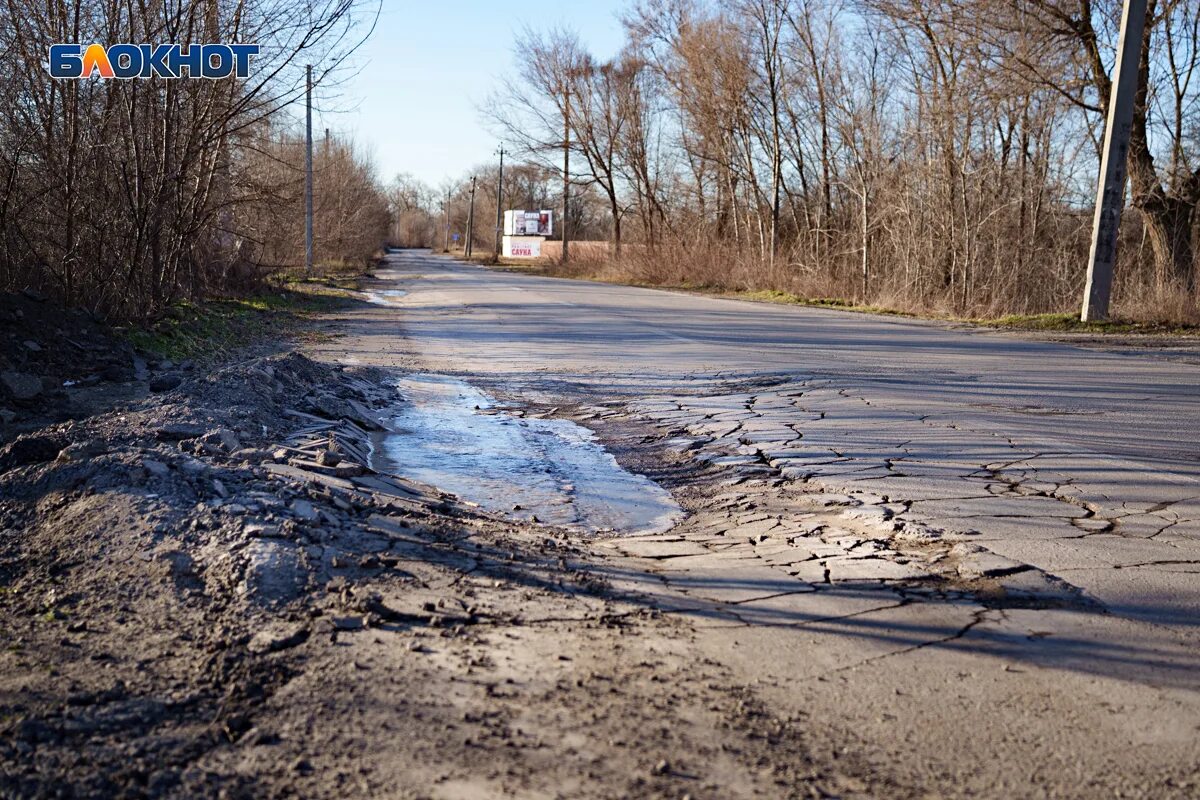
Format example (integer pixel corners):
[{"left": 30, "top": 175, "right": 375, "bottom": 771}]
[
  {"left": 237, "top": 130, "right": 391, "bottom": 274},
  {"left": 0, "top": 0, "right": 385, "bottom": 321},
  {"left": 492, "top": 1, "right": 1200, "bottom": 323}
]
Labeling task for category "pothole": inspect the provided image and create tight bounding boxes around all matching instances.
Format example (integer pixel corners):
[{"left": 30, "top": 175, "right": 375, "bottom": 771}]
[
  {"left": 370, "top": 375, "right": 683, "bottom": 535},
  {"left": 363, "top": 289, "right": 408, "bottom": 305}
]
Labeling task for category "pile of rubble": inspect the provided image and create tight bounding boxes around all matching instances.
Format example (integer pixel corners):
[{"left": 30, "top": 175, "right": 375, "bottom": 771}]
[{"left": 0, "top": 352, "right": 589, "bottom": 797}]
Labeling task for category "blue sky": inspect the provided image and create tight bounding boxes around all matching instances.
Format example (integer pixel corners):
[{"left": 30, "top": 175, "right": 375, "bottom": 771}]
[{"left": 323, "top": 1, "right": 629, "bottom": 188}]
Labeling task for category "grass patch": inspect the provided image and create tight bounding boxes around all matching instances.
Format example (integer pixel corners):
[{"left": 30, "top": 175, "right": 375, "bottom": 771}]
[
  {"left": 732, "top": 289, "right": 915, "bottom": 317},
  {"left": 974, "top": 312, "right": 1200, "bottom": 335},
  {"left": 274, "top": 264, "right": 366, "bottom": 293},
  {"left": 726, "top": 290, "right": 1200, "bottom": 335},
  {"left": 122, "top": 281, "right": 355, "bottom": 362}
]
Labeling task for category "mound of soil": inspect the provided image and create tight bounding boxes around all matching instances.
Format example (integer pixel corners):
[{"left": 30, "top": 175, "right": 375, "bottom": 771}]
[{"left": 0, "top": 353, "right": 454, "bottom": 797}]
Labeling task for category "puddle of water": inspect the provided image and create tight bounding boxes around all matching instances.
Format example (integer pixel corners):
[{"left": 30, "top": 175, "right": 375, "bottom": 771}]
[
  {"left": 371, "top": 375, "right": 682, "bottom": 535},
  {"left": 363, "top": 289, "right": 408, "bottom": 305}
]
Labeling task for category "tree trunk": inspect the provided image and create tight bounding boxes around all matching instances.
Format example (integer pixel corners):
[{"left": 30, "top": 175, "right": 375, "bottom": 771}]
[
  {"left": 1140, "top": 197, "right": 1196, "bottom": 291},
  {"left": 607, "top": 184, "right": 622, "bottom": 260},
  {"left": 613, "top": 213, "right": 622, "bottom": 261},
  {"left": 1123, "top": 0, "right": 1196, "bottom": 293}
]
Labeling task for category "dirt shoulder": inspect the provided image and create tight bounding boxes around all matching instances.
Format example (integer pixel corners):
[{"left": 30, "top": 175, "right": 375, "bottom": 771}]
[
  {"left": 1, "top": 290, "right": 146, "bottom": 443},
  {"left": 0, "top": 282, "right": 353, "bottom": 449},
  {"left": 0, "top": 321, "right": 879, "bottom": 798}
]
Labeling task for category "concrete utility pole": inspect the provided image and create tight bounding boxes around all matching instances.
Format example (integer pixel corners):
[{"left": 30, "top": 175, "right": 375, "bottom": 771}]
[
  {"left": 442, "top": 188, "right": 450, "bottom": 253},
  {"left": 1082, "top": 0, "right": 1148, "bottom": 322},
  {"left": 495, "top": 144, "right": 506, "bottom": 259},
  {"left": 562, "top": 82, "right": 570, "bottom": 265},
  {"left": 304, "top": 64, "right": 314, "bottom": 275},
  {"left": 465, "top": 176, "right": 477, "bottom": 258}
]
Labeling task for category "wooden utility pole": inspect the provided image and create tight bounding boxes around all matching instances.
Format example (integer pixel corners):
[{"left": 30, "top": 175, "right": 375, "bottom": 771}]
[
  {"left": 495, "top": 144, "right": 506, "bottom": 259},
  {"left": 562, "top": 81, "right": 570, "bottom": 265},
  {"left": 1081, "top": 0, "right": 1148, "bottom": 322},
  {"left": 443, "top": 188, "right": 450, "bottom": 253},
  {"left": 465, "top": 176, "right": 477, "bottom": 258},
  {"left": 304, "top": 64, "right": 314, "bottom": 275}
]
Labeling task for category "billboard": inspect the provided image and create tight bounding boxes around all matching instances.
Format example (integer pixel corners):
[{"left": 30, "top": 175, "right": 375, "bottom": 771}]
[
  {"left": 504, "top": 209, "right": 553, "bottom": 237},
  {"left": 502, "top": 235, "right": 542, "bottom": 259}
]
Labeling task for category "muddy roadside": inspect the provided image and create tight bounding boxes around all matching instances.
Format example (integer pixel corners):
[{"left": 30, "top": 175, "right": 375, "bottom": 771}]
[{"left": 1, "top": 297, "right": 893, "bottom": 798}]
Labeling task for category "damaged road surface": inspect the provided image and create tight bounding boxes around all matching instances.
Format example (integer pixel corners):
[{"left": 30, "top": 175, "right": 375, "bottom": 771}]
[
  {"left": 2, "top": 250, "right": 1199, "bottom": 800},
  {"left": 324, "top": 249, "right": 1199, "bottom": 797}
]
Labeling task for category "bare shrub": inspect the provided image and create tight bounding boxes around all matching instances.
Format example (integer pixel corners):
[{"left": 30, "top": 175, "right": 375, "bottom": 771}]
[{"left": 0, "top": 0, "right": 382, "bottom": 320}]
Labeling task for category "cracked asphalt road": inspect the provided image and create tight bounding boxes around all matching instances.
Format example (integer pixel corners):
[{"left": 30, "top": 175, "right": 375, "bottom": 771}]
[{"left": 314, "top": 250, "right": 1200, "bottom": 797}]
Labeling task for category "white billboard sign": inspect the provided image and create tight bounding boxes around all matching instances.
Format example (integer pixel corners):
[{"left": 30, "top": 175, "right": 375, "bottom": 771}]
[
  {"left": 503, "top": 235, "right": 542, "bottom": 259},
  {"left": 503, "top": 209, "right": 554, "bottom": 237}
]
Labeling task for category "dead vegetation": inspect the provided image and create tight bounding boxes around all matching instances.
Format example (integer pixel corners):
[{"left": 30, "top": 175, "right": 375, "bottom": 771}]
[
  {"left": 463, "top": 0, "right": 1200, "bottom": 324},
  {"left": 0, "top": 1, "right": 388, "bottom": 322}
]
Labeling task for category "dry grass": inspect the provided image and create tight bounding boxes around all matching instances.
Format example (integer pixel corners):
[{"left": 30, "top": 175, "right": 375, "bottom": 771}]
[
  {"left": 521, "top": 238, "right": 1200, "bottom": 334},
  {"left": 1112, "top": 281, "right": 1200, "bottom": 327}
]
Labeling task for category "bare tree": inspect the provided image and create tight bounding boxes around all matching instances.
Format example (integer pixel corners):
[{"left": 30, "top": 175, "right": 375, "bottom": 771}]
[
  {"left": 492, "top": 0, "right": 1199, "bottom": 320},
  {"left": 0, "top": 0, "right": 382, "bottom": 319},
  {"left": 1001, "top": 0, "right": 1200, "bottom": 291}
]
